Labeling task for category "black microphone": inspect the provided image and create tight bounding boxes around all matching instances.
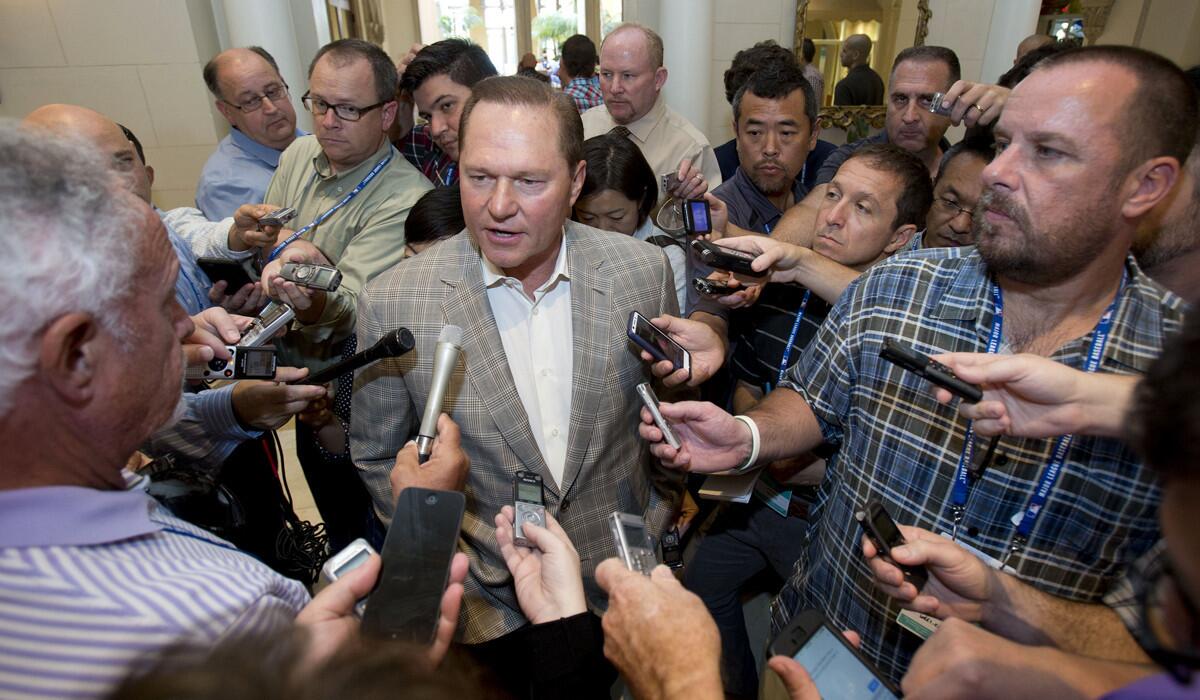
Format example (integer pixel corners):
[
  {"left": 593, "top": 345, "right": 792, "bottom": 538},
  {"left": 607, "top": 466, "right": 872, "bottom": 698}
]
[
  {"left": 301, "top": 328, "right": 415, "bottom": 385},
  {"left": 416, "top": 325, "right": 463, "bottom": 463}
]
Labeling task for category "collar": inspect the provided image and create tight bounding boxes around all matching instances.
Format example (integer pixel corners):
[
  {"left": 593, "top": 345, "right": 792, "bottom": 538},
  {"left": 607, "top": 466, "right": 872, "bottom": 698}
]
[
  {"left": 481, "top": 232, "right": 571, "bottom": 292},
  {"left": 312, "top": 137, "right": 394, "bottom": 181},
  {"left": 566, "top": 76, "right": 593, "bottom": 89},
  {"left": 230, "top": 127, "right": 300, "bottom": 168},
  {"left": 729, "top": 166, "right": 809, "bottom": 227},
  {"left": 625, "top": 95, "right": 668, "bottom": 144},
  {"left": 0, "top": 486, "right": 160, "bottom": 548}
]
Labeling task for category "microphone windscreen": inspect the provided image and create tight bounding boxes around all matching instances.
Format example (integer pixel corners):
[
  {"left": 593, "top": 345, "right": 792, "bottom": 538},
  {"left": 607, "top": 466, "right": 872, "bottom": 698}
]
[{"left": 438, "top": 324, "right": 463, "bottom": 348}]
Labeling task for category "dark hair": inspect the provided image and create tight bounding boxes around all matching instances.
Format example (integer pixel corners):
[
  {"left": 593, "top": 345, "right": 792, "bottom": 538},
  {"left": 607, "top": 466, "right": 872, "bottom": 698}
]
[
  {"left": 1129, "top": 315, "right": 1200, "bottom": 482},
  {"left": 723, "top": 40, "right": 797, "bottom": 105},
  {"left": 842, "top": 143, "right": 933, "bottom": 231},
  {"left": 405, "top": 184, "right": 465, "bottom": 245},
  {"left": 732, "top": 63, "right": 816, "bottom": 129},
  {"left": 560, "top": 34, "right": 598, "bottom": 79},
  {"left": 891, "top": 46, "right": 961, "bottom": 90},
  {"left": 997, "top": 42, "right": 1067, "bottom": 88},
  {"left": 308, "top": 39, "right": 398, "bottom": 103},
  {"left": 459, "top": 76, "right": 583, "bottom": 168},
  {"left": 802, "top": 38, "right": 816, "bottom": 64},
  {"left": 117, "top": 123, "right": 146, "bottom": 165},
  {"left": 936, "top": 139, "right": 993, "bottom": 184},
  {"left": 203, "top": 47, "right": 282, "bottom": 100},
  {"left": 1034, "top": 46, "right": 1199, "bottom": 168},
  {"left": 400, "top": 39, "right": 498, "bottom": 95},
  {"left": 577, "top": 133, "right": 658, "bottom": 227}
]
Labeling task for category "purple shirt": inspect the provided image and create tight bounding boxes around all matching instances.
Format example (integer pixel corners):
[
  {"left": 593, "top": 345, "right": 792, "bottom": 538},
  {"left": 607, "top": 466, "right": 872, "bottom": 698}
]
[
  {"left": 0, "top": 486, "right": 309, "bottom": 698},
  {"left": 1101, "top": 673, "right": 1200, "bottom": 699}
]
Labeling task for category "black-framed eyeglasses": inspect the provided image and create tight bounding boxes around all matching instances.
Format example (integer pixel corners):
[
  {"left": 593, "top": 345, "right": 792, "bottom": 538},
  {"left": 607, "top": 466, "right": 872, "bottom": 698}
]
[
  {"left": 301, "top": 92, "right": 387, "bottom": 122},
  {"left": 935, "top": 196, "right": 975, "bottom": 220},
  {"left": 223, "top": 83, "right": 289, "bottom": 113},
  {"left": 1135, "top": 554, "right": 1200, "bottom": 684}
]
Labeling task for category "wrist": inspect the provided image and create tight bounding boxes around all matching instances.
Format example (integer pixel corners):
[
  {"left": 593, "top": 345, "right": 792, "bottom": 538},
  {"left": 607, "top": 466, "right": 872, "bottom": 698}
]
[
  {"left": 227, "top": 223, "right": 249, "bottom": 252},
  {"left": 732, "top": 415, "right": 760, "bottom": 473},
  {"left": 1079, "top": 374, "right": 1138, "bottom": 438}
]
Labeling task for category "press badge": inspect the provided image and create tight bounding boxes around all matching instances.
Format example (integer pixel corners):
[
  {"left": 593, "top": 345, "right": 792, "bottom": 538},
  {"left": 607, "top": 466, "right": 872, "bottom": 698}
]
[
  {"left": 896, "top": 609, "right": 942, "bottom": 640},
  {"left": 938, "top": 531, "right": 1017, "bottom": 575}
]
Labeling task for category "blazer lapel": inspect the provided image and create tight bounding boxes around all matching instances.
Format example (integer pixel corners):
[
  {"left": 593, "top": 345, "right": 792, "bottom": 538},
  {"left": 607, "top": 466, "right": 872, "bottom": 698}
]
[
  {"left": 561, "top": 230, "right": 613, "bottom": 494},
  {"left": 440, "top": 238, "right": 552, "bottom": 490}
]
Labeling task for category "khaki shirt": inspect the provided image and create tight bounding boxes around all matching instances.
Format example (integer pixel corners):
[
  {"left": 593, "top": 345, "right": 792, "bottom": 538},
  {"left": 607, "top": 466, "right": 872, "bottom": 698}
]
[
  {"left": 581, "top": 95, "right": 722, "bottom": 204},
  {"left": 264, "top": 135, "right": 431, "bottom": 369}
]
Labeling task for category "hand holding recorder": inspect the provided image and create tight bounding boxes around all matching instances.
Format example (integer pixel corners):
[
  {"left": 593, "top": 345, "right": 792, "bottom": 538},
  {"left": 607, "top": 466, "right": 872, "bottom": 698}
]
[
  {"left": 494, "top": 506, "right": 587, "bottom": 624},
  {"left": 229, "top": 203, "right": 295, "bottom": 251}
]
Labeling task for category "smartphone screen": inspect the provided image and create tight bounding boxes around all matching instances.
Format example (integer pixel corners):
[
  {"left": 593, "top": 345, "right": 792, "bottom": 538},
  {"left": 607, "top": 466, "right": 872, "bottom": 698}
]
[
  {"left": 792, "top": 626, "right": 898, "bottom": 700},
  {"left": 869, "top": 503, "right": 905, "bottom": 551},
  {"left": 686, "top": 200, "right": 710, "bottom": 232},
  {"left": 362, "top": 488, "right": 465, "bottom": 644},
  {"left": 628, "top": 311, "right": 689, "bottom": 371}
]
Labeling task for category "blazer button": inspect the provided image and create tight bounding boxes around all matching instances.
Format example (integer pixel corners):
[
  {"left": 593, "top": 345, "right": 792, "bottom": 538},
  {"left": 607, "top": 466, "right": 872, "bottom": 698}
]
[
  {"left": 560, "top": 498, "right": 571, "bottom": 511},
  {"left": 995, "top": 453, "right": 1010, "bottom": 467}
]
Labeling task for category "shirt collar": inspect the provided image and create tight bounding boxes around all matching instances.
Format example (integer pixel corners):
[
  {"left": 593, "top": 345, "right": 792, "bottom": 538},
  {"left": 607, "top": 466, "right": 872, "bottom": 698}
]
[
  {"left": 229, "top": 126, "right": 299, "bottom": 168},
  {"left": 0, "top": 487, "right": 160, "bottom": 548},
  {"left": 729, "top": 167, "right": 810, "bottom": 229},
  {"left": 625, "top": 95, "right": 667, "bottom": 143},
  {"left": 312, "top": 137, "right": 394, "bottom": 181},
  {"left": 481, "top": 232, "right": 571, "bottom": 293}
]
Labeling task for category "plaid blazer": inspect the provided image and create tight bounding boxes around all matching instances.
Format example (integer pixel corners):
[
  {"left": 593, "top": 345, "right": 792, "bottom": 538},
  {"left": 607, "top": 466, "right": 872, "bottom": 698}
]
[{"left": 350, "top": 221, "right": 684, "bottom": 643}]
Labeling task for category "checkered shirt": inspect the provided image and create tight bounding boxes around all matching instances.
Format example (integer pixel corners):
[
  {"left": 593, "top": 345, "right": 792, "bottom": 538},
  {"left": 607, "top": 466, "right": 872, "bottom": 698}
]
[
  {"left": 564, "top": 76, "right": 604, "bottom": 113},
  {"left": 770, "top": 246, "right": 1185, "bottom": 682},
  {"left": 398, "top": 123, "right": 457, "bottom": 187}
]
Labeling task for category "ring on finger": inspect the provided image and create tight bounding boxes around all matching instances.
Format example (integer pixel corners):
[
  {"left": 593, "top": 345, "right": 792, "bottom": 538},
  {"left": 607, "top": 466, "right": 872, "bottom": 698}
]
[{"left": 972, "top": 103, "right": 984, "bottom": 113}]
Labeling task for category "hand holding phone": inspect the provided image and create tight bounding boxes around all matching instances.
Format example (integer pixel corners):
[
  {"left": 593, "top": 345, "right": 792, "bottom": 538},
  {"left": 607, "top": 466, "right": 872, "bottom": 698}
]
[
  {"left": 690, "top": 239, "right": 767, "bottom": 278},
  {"left": 768, "top": 609, "right": 899, "bottom": 699},
  {"left": 856, "top": 500, "right": 928, "bottom": 591},
  {"left": 627, "top": 310, "right": 692, "bottom": 379}
]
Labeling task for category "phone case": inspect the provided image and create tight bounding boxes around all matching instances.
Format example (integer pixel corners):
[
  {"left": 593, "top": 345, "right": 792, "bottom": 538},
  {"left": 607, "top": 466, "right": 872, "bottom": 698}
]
[{"left": 768, "top": 609, "right": 901, "bottom": 697}]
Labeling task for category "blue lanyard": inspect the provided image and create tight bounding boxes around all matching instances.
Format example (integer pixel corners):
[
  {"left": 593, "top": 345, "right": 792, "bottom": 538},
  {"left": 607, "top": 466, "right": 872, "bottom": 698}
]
[
  {"left": 769, "top": 289, "right": 813, "bottom": 391},
  {"left": 948, "top": 273, "right": 1126, "bottom": 557},
  {"left": 267, "top": 153, "right": 393, "bottom": 262},
  {"left": 439, "top": 162, "right": 457, "bottom": 187}
]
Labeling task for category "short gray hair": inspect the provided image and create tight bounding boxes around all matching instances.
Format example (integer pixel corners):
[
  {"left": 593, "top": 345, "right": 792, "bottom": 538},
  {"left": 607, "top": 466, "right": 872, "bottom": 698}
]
[
  {"left": 603, "top": 23, "right": 664, "bottom": 68},
  {"left": 0, "top": 121, "right": 140, "bottom": 417}
]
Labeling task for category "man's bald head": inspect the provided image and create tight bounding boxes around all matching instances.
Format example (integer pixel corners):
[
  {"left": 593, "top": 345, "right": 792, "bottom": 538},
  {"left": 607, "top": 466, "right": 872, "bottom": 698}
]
[
  {"left": 1015, "top": 34, "right": 1054, "bottom": 64},
  {"left": 602, "top": 23, "right": 664, "bottom": 69},
  {"left": 841, "top": 34, "right": 873, "bottom": 68},
  {"left": 23, "top": 104, "right": 153, "bottom": 203},
  {"left": 202, "top": 46, "right": 298, "bottom": 151}
]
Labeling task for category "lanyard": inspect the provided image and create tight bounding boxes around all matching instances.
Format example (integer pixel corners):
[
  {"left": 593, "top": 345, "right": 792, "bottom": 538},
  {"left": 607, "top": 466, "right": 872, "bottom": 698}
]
[
  {"left": 769, "top": 289, "right": 813, "bottom": 391},
  {"left": 267, "top": 153, "right": 393, "bottom": 262},
  {"left": 438, "top": 161, "right": 457, "bottom": 187},
  {"left": 947, "top": 273, "right": 1126, "bottom": 562}
]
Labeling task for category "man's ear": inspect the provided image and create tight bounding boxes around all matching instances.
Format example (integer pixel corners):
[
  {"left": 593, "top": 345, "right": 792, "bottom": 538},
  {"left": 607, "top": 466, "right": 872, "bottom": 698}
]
[
  {"left": 38, "top": 312, "right": 103, "bottom": 407},
  {"left": 380, "top": 99, "right": 399, "bottom": 133},
  {"left": 1120, "top": 156, "right": 1180, "bottom": 220},
  {"left": 214, "top": 99, "right": 236, "bottom": 127},
  {"left": 567, "top": 159, "right": 587, "bottom": 207},
  {"left": 144, "top": 164, "right": 155, "bottom": 189},
  {"left": 653, "top": 66, "right": 668, "bottom": 93},
  {"left": 884, "top": 223, "right": 918, "bottom": 254}
]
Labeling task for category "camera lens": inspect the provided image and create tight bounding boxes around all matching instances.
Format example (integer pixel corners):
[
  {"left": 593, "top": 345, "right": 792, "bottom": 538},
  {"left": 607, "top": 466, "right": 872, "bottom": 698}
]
[{"left": 425, "top": 494, "right": 437, "bottom": 505}]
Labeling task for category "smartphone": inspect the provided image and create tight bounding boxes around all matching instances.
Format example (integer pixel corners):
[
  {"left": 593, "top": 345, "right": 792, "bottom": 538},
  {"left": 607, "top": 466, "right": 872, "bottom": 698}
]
[
  {"left": 239, "top": 301, "right": 295, "bottom": 348},
  {"left": 258, "top": 206, "right": 297, "bottom": 228},
  {"left": 636, "top": 382, "right": 680, "bottom": 450},
  {"left": 627, "top": 310, "right": 691, "bottom": 379},
  {"left": 768, "top": 609, "right": 900, "bottom": 700},
  {"left": 513, "top": 471, "right": 546, "bottom": 548},
  {"left": 928, "top": 92, "right": 954, "bottom": 117},
  {"left": 280, "top": 262, "right": 342, "bottom": 292},
  {"left": 692, "top": 277, "right": 736, "bottom": 297},
  {"left": 879, "top": 338, "right": 982, "bottom": 403},
  {"left": 683, "top": 199, "right": 711, "bottom": 235},
  {"left": 856, "top": 499, "right": 928, "bottom": 591},
  {"left": 184, "top": 345, "right": 277, "bottom": 381},
  {"left": 690, "top": 239, "right": 766, "bottom": 278},
  {"left": 609, "top": 512, "right": 658, "bottom": 575},
  {"left": 197, "top": 257, "right": 256, "bottom": 290},
  {"left": 362, "top": 487, "right": 465, "bottom": 643},
  {"left": 321, "top": 537, "right": 376, "bottom": 617},
  {"left": 660, "top": 527, "right": 684, "bottom": 569}
]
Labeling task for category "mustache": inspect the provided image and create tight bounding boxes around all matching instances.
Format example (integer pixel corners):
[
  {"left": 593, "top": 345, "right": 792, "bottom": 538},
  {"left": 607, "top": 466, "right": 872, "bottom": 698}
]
[{"left": 977, "top": 188, "right": 1024, "bottom": 220}]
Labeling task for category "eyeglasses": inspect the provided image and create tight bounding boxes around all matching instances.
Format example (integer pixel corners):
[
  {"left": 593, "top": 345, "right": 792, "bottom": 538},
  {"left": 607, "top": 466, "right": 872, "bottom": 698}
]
[
  {"left": 223, "top": 83, "right": 289, "bottom": 113},
  {"left": 935, "top": 196, "right": 975, "bottom": 220},
  {"left": 301, "top": 92, "right": 387, "bottom": 122},
  {"left": 1135, "top": 553, "right": 1200, "bottom": 683}
]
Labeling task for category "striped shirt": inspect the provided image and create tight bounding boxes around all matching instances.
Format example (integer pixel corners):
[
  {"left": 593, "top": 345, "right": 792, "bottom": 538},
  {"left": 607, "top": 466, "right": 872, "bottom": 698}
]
[
  {"left": 0, "top": 486, "right": 309, "bottom": 698},
  {"left": 770, "top": 246, "right": 1185, "bottom": 683},
  {"left": 563, "top": 76, "right": 603, "bottom": 113}
]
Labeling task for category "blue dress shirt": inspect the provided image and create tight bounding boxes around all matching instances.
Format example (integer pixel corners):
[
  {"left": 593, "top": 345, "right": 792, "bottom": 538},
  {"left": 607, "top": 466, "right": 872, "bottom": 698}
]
[{"left": 195, "top": 127, "right": 303, "bottom": 220}]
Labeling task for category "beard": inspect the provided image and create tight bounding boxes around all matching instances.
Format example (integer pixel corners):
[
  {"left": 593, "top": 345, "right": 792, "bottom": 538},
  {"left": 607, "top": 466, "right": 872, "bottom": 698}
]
[
  {"left": 1134, "top": 195, "right": 1200, "bottom": 270},
  {"left": 973, "top": 188, "right": 1109, "bottom": 286},
  {"left": 746, "top": 162, "right": 793, "bottom": 199}
]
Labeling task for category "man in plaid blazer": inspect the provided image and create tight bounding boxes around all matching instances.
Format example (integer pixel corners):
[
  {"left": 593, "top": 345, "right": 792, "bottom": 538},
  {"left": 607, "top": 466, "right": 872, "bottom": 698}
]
[{"left": 350, "top": 75, "right": 683, "bottom": 659}]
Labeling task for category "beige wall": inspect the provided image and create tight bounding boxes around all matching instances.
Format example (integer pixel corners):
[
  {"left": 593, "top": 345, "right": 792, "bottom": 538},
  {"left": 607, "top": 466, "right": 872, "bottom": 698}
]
[
  {"left": 0, "top": 0, "right": 227, "bottom": 210},
  {"left": 1097, "top": 0, "right": 1200, "bottom": 68}
]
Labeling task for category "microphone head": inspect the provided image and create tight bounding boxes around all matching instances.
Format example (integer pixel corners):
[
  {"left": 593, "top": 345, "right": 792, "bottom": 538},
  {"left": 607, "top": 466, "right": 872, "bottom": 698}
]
[
  {"left": 438, "top": 324, "right": 464, "bottom": 348},
  {"left": 378, "top": 328, "right": 416, "bottom": 357}
]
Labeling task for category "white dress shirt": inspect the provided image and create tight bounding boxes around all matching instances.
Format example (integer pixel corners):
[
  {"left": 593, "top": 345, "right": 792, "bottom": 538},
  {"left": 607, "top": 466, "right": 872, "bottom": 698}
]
[{"left": 481, "top": 235, "right": 574, "bottom": 486}]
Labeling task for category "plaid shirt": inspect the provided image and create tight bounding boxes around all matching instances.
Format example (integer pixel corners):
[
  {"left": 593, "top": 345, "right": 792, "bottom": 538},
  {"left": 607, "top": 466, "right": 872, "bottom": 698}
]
[
  {"left": 398, "top": 123, "right": 457, "bottom": 187},
  {"left": 563, "top": 76, "right": 604, "bottom": 113},
  {"left": 770, "top": 246, "right": 1185, "bottom": 682}
]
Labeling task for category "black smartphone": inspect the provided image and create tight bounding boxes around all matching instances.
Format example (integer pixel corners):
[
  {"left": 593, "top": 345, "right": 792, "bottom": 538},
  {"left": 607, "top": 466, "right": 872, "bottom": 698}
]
[
  {"left": 661, "top": 527, "right": 684, "bottom": 569},
  {"left": 856, "top": 500, "right": 928, "bottom": 591},
  {"left": 879, "top": 338, "right": 982, "bottom": 403},
  {"left": 362, "top": 487, "right": 465, "bottom": 644},
  {"left": 768, "top": 609, "right": 900, "bottom": 699},
  {"left": 690, "top": 239, "right": 766, "bottom": 278},
  {"left": 627, "top": 310, "right": 691, "bottom": 379},
  {"left": 692, "top": 277, "right": 736, "bottom": 297},
  {"left": 683, "top": 199, "right": 711, "bottom": 235},
  {"left": 197, "top": 257, "right": 256, "bottom": 290}
]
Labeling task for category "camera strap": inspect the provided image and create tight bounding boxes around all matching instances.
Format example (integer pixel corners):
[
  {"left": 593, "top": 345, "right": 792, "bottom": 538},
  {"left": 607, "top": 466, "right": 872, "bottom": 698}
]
[{"left": 267, "top": 152, "right": 393, "bottom": 262}]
